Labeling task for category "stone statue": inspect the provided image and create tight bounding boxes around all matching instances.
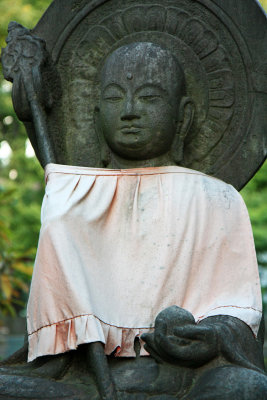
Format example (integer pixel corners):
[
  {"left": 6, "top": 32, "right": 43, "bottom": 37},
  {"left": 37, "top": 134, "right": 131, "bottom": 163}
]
[{"left": 1, "top": 1, "right": 267, "bottom": 399}]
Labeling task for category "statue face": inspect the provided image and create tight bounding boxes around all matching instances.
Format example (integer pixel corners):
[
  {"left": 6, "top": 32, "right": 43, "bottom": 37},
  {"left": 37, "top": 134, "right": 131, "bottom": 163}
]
[{"left": 98, "top": 43, "right": 185, "bottom": 161}]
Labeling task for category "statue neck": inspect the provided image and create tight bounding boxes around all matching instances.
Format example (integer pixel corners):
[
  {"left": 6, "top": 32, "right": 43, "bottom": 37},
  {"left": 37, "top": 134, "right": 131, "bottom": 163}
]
[{"left": 107, "top": 151, "right": 176, "bottom": 169}]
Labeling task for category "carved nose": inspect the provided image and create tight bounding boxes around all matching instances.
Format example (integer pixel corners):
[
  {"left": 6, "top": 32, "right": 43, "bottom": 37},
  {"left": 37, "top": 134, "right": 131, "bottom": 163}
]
[
  {"left": 121, "top": 99, "right": 140, "bottom": 121},
  {"left": 121, "top": 113, "right": 140, "bottom": 121}
]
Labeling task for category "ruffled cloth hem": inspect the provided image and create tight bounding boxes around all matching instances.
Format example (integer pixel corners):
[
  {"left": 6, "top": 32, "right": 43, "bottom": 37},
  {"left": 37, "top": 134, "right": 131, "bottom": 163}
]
[{"left": 27, "top": 314, "right": 152, "bottom": 362}]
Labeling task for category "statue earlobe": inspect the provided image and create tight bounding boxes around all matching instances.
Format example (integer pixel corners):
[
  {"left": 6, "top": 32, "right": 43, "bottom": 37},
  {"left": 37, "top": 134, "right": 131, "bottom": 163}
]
[
  {"left": 171, "top": 97, "right": 195, "bottom": 164},
  {"left": 94, "top": 106, "right": 111, "bottom": 167},
  {"left": 179, "top": 97, "right": 195, "bottom": 141}
]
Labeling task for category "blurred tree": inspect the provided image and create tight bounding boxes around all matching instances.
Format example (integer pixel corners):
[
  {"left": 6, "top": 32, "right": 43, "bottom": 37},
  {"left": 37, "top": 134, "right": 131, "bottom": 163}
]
[
  {"left": 0, "top": 0, "right": 51, "bottom": 317},
  {"left": 242, "top": 161, "right": 267, "bottom": 309},
  {"left": 0, "top": 186, "right": 34, "bottom": 316},
  {"left": 260, "top": 0, "right": 267, "bottom": 11},
  {"left": 0, "top": 0, "right": 266, "bottom": 317}
]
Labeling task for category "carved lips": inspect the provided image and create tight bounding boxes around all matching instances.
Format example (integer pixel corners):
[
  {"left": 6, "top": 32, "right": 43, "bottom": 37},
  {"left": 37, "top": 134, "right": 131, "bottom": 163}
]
[{"left": 120, "top": 125, "right": 143, "bottom": 134}]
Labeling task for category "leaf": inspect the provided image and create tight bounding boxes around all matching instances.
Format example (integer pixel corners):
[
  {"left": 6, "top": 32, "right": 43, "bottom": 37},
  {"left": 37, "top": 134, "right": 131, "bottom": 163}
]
[
  {"left": 11, "top": 298, "right": 25, "bottom": 307},
  {"left": 0, "top": 300, "right": 16, "bottom": 317},
  {"left": 13, "top": 247, "right": 36, "bottom": 259},
  {"left": 0, "top": 275, "right": 13, "bottom": 300},
  {"left": 12, "top": 277, "right": 29, "bottom": 292},
  {"left": 12, "top": 262, "right": 33, "bottom": 276}
]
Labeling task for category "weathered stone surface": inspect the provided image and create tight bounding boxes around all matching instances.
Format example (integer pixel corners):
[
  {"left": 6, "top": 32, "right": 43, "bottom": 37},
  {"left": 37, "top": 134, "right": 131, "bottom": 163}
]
[
  {"left": 1, "top": 1, "right": 267, "bottom": 399},
  {"left": 1, "top": 313, "right": 267, "bottom": 399},
  {"left": 22, "top": 0, "right": 267, "bottom": 189},
  {"left": 0, "top": 375, "right": 89, "bottom": 399}
]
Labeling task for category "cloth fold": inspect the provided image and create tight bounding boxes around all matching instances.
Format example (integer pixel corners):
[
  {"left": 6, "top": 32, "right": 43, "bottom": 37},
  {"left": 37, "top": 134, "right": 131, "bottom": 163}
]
[
  {"left": 27, "top": 163, "right": 262, "bottom": 362},
  {"left": 28, "top": 313, "right": 151, "bottom": 361}
]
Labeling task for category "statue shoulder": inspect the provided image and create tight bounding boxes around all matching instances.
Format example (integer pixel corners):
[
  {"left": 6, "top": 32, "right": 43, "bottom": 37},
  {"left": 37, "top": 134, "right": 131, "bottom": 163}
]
[{"left": 177, "top": 166, "right": 247, "bottom": 213}]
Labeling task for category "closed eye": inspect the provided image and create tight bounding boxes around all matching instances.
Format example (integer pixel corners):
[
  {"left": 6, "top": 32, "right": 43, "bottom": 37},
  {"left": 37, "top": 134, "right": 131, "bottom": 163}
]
[
  {"left": 138, "top": 95, "right": 162, "bottom": 101},
  {"left": 103, "top": 96, "right": 123, "bottom": 102},
  {"left": 102, "top": 83, "right": 124, "bottom": 102}
]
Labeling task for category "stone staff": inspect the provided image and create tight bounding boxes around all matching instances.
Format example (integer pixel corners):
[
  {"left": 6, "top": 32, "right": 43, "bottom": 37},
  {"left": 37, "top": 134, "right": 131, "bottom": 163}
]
[{"left": 1, "top": 21, "right": 55, "bottom": 166}]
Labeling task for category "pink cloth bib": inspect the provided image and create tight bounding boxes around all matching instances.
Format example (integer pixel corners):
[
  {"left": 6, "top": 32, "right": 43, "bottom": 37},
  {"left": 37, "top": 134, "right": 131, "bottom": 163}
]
[{"left": 27, "top": 164, "right": 262, "bottom": 362}]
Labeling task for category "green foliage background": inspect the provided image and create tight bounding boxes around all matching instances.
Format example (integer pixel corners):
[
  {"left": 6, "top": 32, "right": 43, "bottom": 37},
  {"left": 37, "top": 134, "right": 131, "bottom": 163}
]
[{"left": 0, "top": 0, "right": 266, "bottom": 317}]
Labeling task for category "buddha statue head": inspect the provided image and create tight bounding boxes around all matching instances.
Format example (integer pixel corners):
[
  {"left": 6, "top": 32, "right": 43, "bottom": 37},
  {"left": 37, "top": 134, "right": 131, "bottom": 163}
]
[{"left": 95, "top": 42, "right": 194, "bottom": 168}]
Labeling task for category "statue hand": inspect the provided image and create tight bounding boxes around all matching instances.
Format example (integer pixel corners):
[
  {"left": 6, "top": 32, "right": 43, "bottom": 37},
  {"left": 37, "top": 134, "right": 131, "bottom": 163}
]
[
  {"left": 142, "top": 306, "right": 218, "bottom": 367},
  {"left": 159, "top": 323, "right": 218, "bottom": 367}
]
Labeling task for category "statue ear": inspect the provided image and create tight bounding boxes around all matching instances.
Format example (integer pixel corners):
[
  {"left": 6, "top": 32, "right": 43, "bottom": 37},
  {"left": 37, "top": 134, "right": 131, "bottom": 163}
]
[
  {"left": 178, "top": 97, "right": 195, "bottom": 141},
  {"left": 171, "top": 97, "right": 194, "bottom": 164},
  {"left": 94, "top": 106, "right": 111, "bottom": 167}
]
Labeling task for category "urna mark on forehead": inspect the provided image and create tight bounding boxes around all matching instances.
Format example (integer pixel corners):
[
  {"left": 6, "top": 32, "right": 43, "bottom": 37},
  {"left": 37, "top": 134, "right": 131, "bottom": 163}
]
[{"left": 100, "top": 42, "right": 186, "bottom": 96}]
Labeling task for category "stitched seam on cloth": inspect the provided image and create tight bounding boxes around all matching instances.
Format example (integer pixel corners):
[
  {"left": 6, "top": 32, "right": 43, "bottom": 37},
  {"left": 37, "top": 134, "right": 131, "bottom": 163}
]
[
  {"left": 28, "top": 313, "right": 154, "bottom": 336},
  {"left": 46, "top": 170, "right": 207, "bottom": 178},
  {"left": 197, "top": 305, "right": 262, "bottom": 319},
  {"left": 44, "top": 164, "right": 227, "bottom": 185},
  {"left": 44, "top": 163, "right": 206, "bottom": 177},
  {"left": 28, "top": 305, "right": 261, "bottom": 336}
]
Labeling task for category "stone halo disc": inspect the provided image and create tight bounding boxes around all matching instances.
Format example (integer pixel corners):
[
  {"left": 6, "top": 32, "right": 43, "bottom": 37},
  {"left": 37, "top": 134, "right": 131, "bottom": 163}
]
[{"left": 33, "top": 0, "right": 267, "bottom": 190}]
